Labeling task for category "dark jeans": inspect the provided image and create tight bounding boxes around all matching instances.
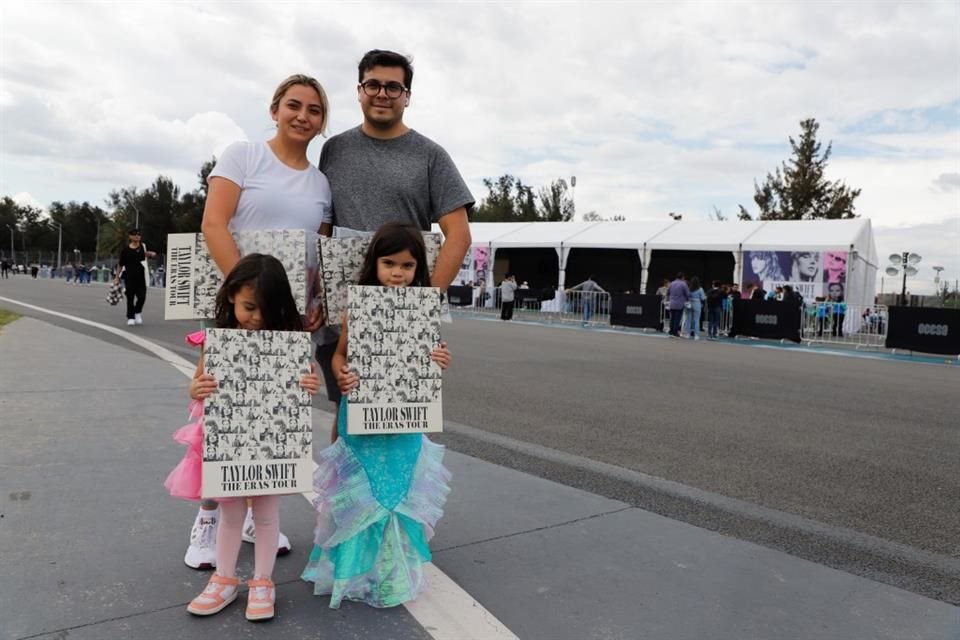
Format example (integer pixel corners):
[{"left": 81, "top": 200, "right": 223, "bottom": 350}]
[
  {"left": 832, "top": 314, "right": 845, "bottom": 337},
  {"left": 315, "top": 341, "right": 343, "bottom": 405},
  {"left": 501, "top": 300, "right": 515, "bottom": 321},
  {"left": 708, "top": 306, "right": 721, "bottom": 337},
  {"left": 125, "top": 278, "right": 146, "bottom": 319},
  {"left": 669, "top": 308, "right": 683, "bottom": 336}
]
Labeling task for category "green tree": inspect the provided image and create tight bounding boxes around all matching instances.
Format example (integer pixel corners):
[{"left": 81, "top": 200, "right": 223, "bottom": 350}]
[
  {"left": 471, "top": 174, "right": 538, "bottom": 222},
  {"left": 537, "top": 179, "right": 575, "bottom": 221},
  {"left": 740, "top": 118, "right": 861, "bottom": 220}
]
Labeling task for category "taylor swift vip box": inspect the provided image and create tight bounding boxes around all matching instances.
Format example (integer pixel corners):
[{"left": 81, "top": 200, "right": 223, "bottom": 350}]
[
  {"left": 345, "top": 286, "right": 444, "bottom": 435},
  {"left": 164, "top": 230, "right": 318, "bottom": 320},
  {"left": 201, "top": 329, "right": 313, "bottom": 499},
  {"left": 317, "top": 233, "right": 442, "bottom": 325}
]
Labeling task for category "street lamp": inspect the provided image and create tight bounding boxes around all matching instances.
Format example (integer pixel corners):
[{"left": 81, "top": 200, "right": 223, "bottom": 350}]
[
  {"left": 4, "top": 224, "right": 13, "bottom": 266},
  {"left": 48, "top": 221, "right": 63, "bottom": 275},
  {"left": 884, "top": 252, "right": 922, "bottom": 306}
]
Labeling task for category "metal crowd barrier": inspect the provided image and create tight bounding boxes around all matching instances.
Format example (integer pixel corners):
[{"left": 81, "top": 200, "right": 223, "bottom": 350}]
[
  {"left": 801, "top": 303, "right": 888, "bottom": 348},
  {"left": 466, "top": 287, "right": 613, "bottom": 326},
  {"left": 459, "top": 289, "right": 889, "bottom": 348}
]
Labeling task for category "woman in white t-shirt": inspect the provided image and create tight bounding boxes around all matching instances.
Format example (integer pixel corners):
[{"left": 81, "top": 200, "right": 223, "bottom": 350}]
[{"left": 182, "top": 74, "right": 332, "bottom": 573}]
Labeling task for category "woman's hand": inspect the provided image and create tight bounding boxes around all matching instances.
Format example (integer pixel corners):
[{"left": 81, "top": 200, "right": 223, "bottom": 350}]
[
  {"left": 430, "top": 342, "right": 452, "bottom": 369},
  {"left": 335, "top": 364, "right": 359, "bottom": 393},
  {"left": 299, "top": 362, "right": 322, "bottom": 395},
  {"left": 189, "top": 373, "right": 218, "bottom": 400}
]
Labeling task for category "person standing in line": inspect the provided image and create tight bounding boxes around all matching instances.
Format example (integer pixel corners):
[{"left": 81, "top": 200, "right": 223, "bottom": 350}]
[
  {"left": 566, "top": 275, "right": 606, "bottom": 326},
  {"left": 655, "top": 278, "right": 670, "bottom": 332},
  {"left": 115, "top": 228, "right": 156, "bottom": 326},
  {"left": 666, "top": 272, "right": 689, "bottom": 337},
  {"left": 706, "top": 280, "right": 724, "bottom": 339},
  {"left": 314, "top": 49, "right": 473, "bottom": 444},
  {"left": 186, "top": 74, "right": 333, "bottom": 571},
  {"left": 684, "top": 276, "right": 706, "bottom": 340},
  {"left": 500, "top": 274, "right": 518, "bottom": 320}
]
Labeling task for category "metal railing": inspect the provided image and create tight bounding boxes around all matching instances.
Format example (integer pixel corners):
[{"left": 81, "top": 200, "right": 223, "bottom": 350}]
[
  {"left": 466, "top": 288, "right": 614, "bottom": 326},
  {"left": 457, "top": 288, "right": 891, "bottom": 349},
  {"left": 801, "top": 303, "right": 888, "bottom": 348}
]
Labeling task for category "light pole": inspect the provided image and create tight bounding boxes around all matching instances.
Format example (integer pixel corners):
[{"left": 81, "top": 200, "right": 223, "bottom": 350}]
[
  {"left": 4, "top": 224, "right": 13, "bottom": 266},
  {"left": 933, "top": 266, "right": 945, "bottom": 301},
  {"left": 95, "top": 214, "right": 101, "bottom": 264},
  {"left": 49, "top": 221, "right": 63, "bottom": 275},
  {"left": 885, "top": 251, "right": 922, "bottom": 306}
]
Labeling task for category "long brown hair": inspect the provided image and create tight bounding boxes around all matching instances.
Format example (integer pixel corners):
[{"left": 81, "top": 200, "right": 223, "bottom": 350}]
[
  {"left": 356, "top": 223, "right": 430, "bottom": 287},
  {"left": 214, "top": 254, "right": 303, "bottom": 331}
]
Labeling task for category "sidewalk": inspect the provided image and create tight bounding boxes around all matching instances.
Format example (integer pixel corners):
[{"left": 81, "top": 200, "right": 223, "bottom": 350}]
[{"left": 0, "top": 316, "right": 957, "bottom": 640}]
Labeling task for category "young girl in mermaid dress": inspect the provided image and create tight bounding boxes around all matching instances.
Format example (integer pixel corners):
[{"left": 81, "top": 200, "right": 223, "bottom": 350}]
[{"left": 302, "top": 222, "right": 452, "bottom": 608}]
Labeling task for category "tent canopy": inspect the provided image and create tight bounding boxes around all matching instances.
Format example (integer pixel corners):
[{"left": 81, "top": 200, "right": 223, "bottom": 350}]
[
  {"left": 645, "top": 220, "right": 761, "bottom": 251},
  {"left": 433, "top": 219, "right": 875, "bottom": 256},
  {"left": 740, "top": 219, "right": 872, "bottom": 251}
]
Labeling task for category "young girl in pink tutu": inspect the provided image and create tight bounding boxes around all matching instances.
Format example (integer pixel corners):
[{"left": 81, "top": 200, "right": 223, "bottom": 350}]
[{"left": 165, "top": 253, "right": 321, "bottom": 621}]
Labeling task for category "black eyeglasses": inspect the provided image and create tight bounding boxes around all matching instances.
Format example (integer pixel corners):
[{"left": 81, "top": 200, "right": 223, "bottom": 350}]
[{"left": 359, "top": 80, "right": 408, "bottom": 99}]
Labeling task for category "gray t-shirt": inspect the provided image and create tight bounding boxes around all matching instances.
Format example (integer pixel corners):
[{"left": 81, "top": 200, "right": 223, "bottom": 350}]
[
  {"left": 501, "top": 280, "right": 518, "bottom": 302},
  {"left": 319, "top": 126, "right": 474, "bottom": 231}
]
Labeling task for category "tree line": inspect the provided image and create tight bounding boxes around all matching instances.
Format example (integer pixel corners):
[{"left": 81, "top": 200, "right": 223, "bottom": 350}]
[
  {"left": 0, "top": 159, "right": 214, "bottom": 264},
  {"left": 1, "top": 118, "right": 860, "bottom": 265}
]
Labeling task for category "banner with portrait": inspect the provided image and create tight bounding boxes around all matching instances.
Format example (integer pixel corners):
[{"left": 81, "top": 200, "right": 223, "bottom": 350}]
[
  {"left": 200, "top": 329, "right": 313, "bottom": 499},
  {"left": 165, "top": 230, "right": 318, "bottom": 320},
  {"left": 742, "top": 250, "right": 848, "bottom": 301},
  {"left": 318, "top": 233, "right": 442, "bottom": 326},
  {"left": 454, "top": 245, "right": 490, "bottom": 288},
  {"left": 345, "top": 286, "right": 444, "bottom": 435}
]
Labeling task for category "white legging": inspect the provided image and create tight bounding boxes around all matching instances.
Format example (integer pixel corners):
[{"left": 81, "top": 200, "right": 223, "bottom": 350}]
[{"left": 215, "top": 496, "right": 280, "bottom": 579}]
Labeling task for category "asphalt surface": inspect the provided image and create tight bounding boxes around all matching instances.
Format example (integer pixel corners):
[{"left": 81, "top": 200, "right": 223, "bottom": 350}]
[{"left": 2, "top": 275, "right": 958, "bottom": 607}]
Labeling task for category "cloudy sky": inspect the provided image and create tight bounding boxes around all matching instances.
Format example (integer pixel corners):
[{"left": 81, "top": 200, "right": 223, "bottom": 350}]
[{"left": 1, "top": 1, "right": 957, "bottom": 293}]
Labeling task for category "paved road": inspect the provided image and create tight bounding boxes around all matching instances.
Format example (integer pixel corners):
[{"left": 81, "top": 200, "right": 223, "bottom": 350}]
[{"left": 2, "top": 276, "right": 958, "bottom": 606}]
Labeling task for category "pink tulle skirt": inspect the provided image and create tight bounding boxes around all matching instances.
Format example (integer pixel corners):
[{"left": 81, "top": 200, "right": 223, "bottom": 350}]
[{"left": 164, "top": 400, "right": 204, "bottom": 502}]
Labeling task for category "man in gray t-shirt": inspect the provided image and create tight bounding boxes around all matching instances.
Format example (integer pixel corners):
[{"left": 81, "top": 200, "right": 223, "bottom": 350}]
[{"left": 316, "top": 49, "right": 475, "bottom": 434}]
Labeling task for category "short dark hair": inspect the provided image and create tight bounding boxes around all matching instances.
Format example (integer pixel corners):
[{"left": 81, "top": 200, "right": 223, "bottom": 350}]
[
  {"left": 128, "top": 228, "right": 141, "bottom": 236},
  {"left": 358, "top": 49, "right": 414, "bottom": 91},
  {"left": 357, "top": 222, "right": 430, "bottom": 288},
  {"left": 675, "top": 272, "right": 685, "bottom": 280},
  {"left": 214, "top": 253, "right": 303, "bottom": 331}
]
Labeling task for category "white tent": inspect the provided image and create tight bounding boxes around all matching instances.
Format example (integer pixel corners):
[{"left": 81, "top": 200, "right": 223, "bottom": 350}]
[{"left": 434, "top": 219, "right": 878, "bottom": 307}]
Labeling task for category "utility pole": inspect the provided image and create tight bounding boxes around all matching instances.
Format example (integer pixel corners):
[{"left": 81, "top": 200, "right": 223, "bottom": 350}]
[{"left": 5, "top": 224, "right": 13, "bottom": 266}]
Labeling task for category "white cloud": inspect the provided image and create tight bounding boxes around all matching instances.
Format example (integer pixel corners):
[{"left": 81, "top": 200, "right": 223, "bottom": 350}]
[
  {"left": 0, "top": 0, "right": 956, "bottom": 257},
  {"left": 12, "top": 192, "right": 47, "bottom": 213},
  {"left": 874, "top": 217, "right": 960, "bottom": 295}
]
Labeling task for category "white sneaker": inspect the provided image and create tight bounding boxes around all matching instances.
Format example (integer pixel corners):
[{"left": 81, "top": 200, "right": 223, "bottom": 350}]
[
  {"left": 184, "top": 512, "right": 218, "bottom": 570},
  {"left": 127, "top": 319, "right": 135, "bottom": 326},
  {"left": 241, "top": 508, "right": 291, "bottom": 556},
  {"left": 134, "top": 313, "right": 143, "bottom": 325}
]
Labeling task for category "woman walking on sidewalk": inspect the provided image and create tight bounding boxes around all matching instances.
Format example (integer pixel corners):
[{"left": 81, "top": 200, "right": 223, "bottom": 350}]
[{"left": 115, "top": 228, "right": 156, "bottom": 326}]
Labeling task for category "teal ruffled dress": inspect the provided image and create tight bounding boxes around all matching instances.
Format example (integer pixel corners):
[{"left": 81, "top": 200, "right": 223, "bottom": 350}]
[{"left": 301, "top": 398, "right": 451, "bottom": 608}]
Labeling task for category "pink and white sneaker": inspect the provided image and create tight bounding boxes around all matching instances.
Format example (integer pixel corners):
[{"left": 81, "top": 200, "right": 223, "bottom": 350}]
[{"left": 187, "top": 574, "right": 239, "bottom": 616}]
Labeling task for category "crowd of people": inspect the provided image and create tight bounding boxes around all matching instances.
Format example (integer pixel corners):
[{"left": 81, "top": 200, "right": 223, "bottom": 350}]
[{"left": 658, "top": 272, "right": 840, "bottom": 340}]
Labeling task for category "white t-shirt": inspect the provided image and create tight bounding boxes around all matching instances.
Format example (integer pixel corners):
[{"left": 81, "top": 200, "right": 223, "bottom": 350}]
[{"left": 209, "top": 140, "right": 332, "bottom": 233}]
